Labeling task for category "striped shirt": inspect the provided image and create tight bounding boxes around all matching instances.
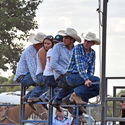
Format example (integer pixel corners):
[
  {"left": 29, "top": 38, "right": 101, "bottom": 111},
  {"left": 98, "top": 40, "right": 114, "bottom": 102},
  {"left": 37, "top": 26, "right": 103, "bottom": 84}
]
[{"left": 67, "top": 44, "right": 95, "bottom": 81}]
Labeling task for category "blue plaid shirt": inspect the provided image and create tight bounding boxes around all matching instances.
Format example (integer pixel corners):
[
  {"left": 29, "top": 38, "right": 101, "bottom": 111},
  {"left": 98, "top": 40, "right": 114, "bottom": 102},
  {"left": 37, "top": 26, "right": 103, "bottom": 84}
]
[{"left": 67, "top": 44, "right": 95, "bottom": 81}]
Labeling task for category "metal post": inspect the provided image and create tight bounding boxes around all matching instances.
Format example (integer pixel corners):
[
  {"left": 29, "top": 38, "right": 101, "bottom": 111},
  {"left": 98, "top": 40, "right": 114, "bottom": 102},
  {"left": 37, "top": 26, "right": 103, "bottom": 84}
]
[
  {"left": 113, "top": 87, "right": 116, "bottom": 125},
  {"left": 48, "top": 87, "right": 53, "bottom": 125},
  {"left": 101, "top": 0, "right": 108, "bottom": 124},
  {"left": 20, "top": 85, "right": 26, "bottom": 125}
]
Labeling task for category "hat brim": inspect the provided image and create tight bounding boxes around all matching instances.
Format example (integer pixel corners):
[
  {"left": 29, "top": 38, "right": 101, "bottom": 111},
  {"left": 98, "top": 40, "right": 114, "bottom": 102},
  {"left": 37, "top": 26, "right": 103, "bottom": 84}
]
[
  {"left": 29, "top": 34, "right": 42, "bottom": 44},
  {"left": 62, "top": 33, "right": 81, "bottom": 43},
  {"left": 85, "top": 38, "right": 100, "bottom": 45}
]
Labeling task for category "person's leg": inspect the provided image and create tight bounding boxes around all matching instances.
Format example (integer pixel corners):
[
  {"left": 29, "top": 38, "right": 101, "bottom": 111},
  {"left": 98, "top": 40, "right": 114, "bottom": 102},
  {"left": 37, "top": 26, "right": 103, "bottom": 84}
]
[
  {"left": 28, "top": 85, "right": 48, "bottom": 99},
  {"left": 74, "top": 83, "right": 100, "bottom": 102},
  {"left": 53, "top": 88, "right": 73, "bottom": 104},
  {"left": 43, "top": 75, "right": 57, "bottom": 88},
  {"left": 66, "top": 73, "right": 85, "bottom": 87},
  {"left": 36, "top": 73, "right": 45, "bottom": 86},
  {"left": 19, "top": 72, "right": 36, "bottom": 87}
]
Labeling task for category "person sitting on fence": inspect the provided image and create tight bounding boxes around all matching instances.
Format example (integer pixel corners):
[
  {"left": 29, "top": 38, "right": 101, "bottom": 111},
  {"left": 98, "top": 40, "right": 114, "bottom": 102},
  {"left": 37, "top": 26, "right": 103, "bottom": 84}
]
[
  {"left": 119, "top": 94, "right": 125, "bottom": 125},
  {"left": 14, "top": 32, "right": 46, "bottom": 88},
  {"left": 65, "top": 32, "right": 100, "bottom": 114},
  {"left": 50, "top": 28, "right": 82, "bottom": 111},
  {"left": 27, "top": 35, "right": 54, "bottom": 103},
  {"left": 27, "top": 34, "right": 64, "bottom": 103}
]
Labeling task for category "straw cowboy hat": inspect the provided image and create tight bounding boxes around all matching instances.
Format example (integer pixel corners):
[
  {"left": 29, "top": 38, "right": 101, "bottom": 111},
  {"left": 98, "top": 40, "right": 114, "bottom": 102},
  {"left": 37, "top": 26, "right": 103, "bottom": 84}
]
[
  {"left": 84, "top": 32, "right": 100, "bottom": 45},
  {"left": 29, "top": 32, "right": 46, "bottom": 44},
  {"left": 62, "top": 28, "right": 81, "bottom": 43}
]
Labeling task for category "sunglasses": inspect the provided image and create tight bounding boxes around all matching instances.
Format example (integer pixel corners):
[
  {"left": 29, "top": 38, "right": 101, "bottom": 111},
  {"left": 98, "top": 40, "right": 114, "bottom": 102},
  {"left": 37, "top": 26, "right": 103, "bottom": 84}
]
[{"left": 44, "top": 35, "right": 54, "bottom": 40}]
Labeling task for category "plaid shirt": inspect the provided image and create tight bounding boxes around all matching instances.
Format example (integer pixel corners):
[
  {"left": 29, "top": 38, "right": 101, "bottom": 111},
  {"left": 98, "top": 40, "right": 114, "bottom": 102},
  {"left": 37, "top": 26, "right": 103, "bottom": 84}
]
[{"left": 67, "top": 44, "right": 95, "bottom": 81}]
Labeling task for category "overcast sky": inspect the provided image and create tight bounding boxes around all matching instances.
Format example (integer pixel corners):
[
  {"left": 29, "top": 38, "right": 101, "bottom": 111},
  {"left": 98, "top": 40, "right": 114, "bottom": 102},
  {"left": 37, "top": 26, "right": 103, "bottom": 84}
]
[{"left": 1, "top": 0, "right": 125, "bottom": 95}]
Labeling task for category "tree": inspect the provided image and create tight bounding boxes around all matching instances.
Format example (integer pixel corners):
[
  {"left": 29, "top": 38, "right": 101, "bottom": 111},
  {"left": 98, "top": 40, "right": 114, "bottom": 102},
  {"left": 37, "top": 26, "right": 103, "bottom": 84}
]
[
  {"left": 0, "top": 76, "right": 8, "bottom": 84},
  {"left": 0, "top": 0, "right": 42, "bottom": 74}
]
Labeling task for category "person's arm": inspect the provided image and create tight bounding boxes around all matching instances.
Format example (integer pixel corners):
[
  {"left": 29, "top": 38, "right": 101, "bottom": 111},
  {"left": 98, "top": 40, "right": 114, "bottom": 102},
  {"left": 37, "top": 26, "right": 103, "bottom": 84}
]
[
  {"left": 51, "top": 44, "right": 66, "bottom": 75},
  {"left": 38, "top": 47, "right": 46, "bottom": 71},
  {"left": 25, "top": 47, "right": 37, "bottom": 82},
  {"left": 74, "top": 45, "right": 89, "bottom": 81},
  {"left": 87, "top": 50, "right": 95, "bottom": 76}
]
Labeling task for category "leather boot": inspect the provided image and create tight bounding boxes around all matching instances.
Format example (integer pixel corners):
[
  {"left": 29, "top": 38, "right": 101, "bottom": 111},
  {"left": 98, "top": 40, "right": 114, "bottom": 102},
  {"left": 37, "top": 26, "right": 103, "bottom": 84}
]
[{"left": 69, "top": 92, "right": 87, "bottom": 105}]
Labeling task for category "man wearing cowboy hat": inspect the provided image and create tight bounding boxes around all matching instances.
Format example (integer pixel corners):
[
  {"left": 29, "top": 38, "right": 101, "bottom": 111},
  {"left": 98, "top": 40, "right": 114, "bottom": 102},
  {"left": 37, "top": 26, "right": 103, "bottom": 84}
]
[
  {"left": 50, "top": 28, "right": 88, "bottom": 119},
  {"left": 50, "top": 28, "right": 81, "bottom": 104},
  {"left": 65, "top": 32, "right": 100, "bottom": 110},
  {"left": 14, "top": 32, "right": 46, "bottom": 87}
]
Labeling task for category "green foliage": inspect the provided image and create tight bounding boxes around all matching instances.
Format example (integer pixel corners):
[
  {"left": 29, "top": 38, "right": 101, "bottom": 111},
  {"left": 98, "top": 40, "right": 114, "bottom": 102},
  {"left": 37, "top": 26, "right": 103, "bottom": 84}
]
[
  {"left": 0, "top": 76, "right": 8, "bottom": 83},
  {"left": 0, "top": 0, "right": 42, "bottom": 74}
]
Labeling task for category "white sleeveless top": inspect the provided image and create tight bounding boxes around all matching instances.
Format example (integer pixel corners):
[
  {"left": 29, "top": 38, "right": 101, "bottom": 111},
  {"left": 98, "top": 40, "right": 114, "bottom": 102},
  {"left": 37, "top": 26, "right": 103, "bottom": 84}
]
[
  {"left": 43, "top": 48, "right": 53, "bottom": 76},
  {"left": 36, "top": 53, "right": 43, "bottom": 75}
]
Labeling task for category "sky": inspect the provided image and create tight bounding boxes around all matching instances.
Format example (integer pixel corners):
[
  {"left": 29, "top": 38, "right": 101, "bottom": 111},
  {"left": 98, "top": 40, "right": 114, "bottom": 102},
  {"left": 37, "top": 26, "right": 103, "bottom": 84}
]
[{"left": 0, "top": 0, "right": 125, "bottom": 96}]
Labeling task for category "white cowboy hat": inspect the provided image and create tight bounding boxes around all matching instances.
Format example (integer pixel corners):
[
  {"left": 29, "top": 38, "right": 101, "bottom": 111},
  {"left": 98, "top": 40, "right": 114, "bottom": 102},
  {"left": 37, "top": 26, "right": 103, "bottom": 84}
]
[
  {"left": 29, "top": 32, "right": 46, "bottom": 44},
  {"left": 84, "top": 32, "right": 100, "bottom": 45},
  {"left": 62, "top": 28, "right": 81, "bottom": 43},
  {"left": 57, "top": 30, "right": 65, "bottom": 35}
]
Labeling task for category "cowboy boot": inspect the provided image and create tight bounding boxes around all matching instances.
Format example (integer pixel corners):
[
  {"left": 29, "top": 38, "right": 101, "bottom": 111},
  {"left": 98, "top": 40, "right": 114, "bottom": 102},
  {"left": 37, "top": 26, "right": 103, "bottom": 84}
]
[{"left": 69, "top": 92, "right": 87, "bottom": 105}]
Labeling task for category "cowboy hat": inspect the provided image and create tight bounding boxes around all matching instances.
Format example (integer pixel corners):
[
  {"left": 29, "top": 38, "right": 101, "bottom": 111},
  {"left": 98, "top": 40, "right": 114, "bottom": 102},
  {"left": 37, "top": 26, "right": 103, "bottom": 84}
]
[
  {"left": 84, "top": 32, "right": 100, "bottom": 45},
  {"left": 62, "top": 28, "right": 81, "bottom": 43},
  {"left": 57, "top": 30, "right": 65, "bottom": 35},
  {"left": 29, "top": 32, "right": 46, "bottom": 44}
]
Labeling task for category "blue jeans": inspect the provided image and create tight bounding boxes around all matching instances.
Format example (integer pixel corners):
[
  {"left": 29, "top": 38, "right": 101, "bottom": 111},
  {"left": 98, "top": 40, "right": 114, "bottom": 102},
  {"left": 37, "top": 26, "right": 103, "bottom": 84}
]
[
  {"left": 28, "top": 85, "right": 48, "bottom": 98},
  {"left": 53, "top": 76, "right": 73, "bottom": 102},
  {"left": 66, "top": 73, "right": 100, "bottom": 102},
  {"left": 19, "top": 72, "right": 36, "bottom": 87},
  {"left": 36, "top": 73, "right": 45, "bottom": 86},
  {"left": 43, "top": 75, "right": 57, "bottom": 87}
]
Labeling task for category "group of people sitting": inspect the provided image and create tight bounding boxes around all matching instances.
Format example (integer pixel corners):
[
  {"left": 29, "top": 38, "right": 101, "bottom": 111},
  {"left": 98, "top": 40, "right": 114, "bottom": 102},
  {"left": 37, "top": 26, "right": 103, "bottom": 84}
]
[{"left": 14, "top": 27, "right": 100, "bottom": 122}]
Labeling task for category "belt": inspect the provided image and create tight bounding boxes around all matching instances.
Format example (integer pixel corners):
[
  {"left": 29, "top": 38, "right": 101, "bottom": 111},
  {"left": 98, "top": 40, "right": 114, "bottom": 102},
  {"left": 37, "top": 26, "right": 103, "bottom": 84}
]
[
  {"left": 56, "top": 72, "right": 70, "bottom": 82},
  {"left": 16, "top": 75, "right": 25, "bottom": 82}
]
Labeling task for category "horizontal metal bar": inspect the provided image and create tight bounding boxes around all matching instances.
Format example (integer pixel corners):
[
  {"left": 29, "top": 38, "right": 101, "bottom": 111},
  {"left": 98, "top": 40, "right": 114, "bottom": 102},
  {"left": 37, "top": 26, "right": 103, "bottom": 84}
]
[
  {"left": 105, "top": 117, "right": 125, "bottom": 121},
  {"left": 106, "top": 97, "right": 125, "bottom": 101},
  {"left": 106, "top": 77, "right": 125, "bottom": 79},
  {"left": 0, "top": 84, "right": 20, "bottom": 86},
  {"left": 114, "top": 86, "right": 125, "bottom": 89},
  {"left": 22, "top": 120, "right": 48, "bottom": 123}
]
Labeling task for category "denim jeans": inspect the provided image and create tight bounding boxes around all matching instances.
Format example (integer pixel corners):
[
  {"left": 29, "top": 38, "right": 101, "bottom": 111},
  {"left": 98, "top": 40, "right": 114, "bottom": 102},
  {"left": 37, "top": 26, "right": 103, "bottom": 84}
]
[
  {"left": 57, "top": 76, "right": 69, "bottom": 88},
  {"left": 53, "top": 76, "right": 73, "bottom": 102},
  {"left": 28, "top": 85, "right": 48, "bottom": 98},
  {"left": 66, "top": 73, "right": 100, "bottom": 102},
  {"left": 36, "top": 73, "right": 45, "bottom": 86},
  {"left": 19, "top": 72, "right": 35, "bottom": 87},
  {"left": 43, "top": 75, "right": 57, "bottom": 88}
]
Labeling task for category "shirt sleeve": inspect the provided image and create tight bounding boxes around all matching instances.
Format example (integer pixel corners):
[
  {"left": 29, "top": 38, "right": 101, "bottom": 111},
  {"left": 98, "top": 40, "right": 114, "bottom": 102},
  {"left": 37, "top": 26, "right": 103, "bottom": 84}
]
[
  {"left": 50, "top": 44, "right": 66, "bottom": 75},
  {"left": 25, "top": 48, "right": 37, "bottom": 83},
  {"left": 87, "top": 50, "right": 95, "bottom": 76},
  {"left": 74, "top": 45, "right": 89, "bottom": 81}
]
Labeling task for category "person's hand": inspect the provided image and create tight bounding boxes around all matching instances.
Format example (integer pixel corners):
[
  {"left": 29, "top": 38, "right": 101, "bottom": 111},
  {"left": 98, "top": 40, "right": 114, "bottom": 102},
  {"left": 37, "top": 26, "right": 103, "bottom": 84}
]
[{"left": 85, "top": 79, "right": 92, "bottom": 87}]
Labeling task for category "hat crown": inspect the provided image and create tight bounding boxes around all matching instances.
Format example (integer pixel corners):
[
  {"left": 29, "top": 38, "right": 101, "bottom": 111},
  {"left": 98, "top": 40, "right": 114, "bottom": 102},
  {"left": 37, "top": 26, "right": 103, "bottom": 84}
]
[
  {"left": 85, "top": 32, "right": 96, "bottom": 40},
  {"left": 34, "top": 32, "right": 46, "bottom": 42},
  {"left": 65, "top": 28, "right": 78, "bottom": 36},
  {"left": 84, "top": 32, "right": 100, "bottom": 45},
  {"left": 29, "top": 32, "right": 46, "bottom": 44}
]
